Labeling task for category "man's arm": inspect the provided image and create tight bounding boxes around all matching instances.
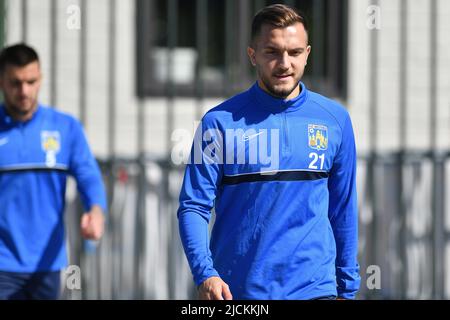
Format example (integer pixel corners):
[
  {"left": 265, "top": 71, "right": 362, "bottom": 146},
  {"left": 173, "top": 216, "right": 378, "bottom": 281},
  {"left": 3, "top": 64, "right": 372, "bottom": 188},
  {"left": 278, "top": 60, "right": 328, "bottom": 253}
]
[
  {"left": 328, "top": 114, "right": 361, "bottom": 299},
  {"left": 177, "top": 120, "right": 232, "bottom": 300},
  {"left": 69, "top": 119, "right": 107, "bottom": 240}
]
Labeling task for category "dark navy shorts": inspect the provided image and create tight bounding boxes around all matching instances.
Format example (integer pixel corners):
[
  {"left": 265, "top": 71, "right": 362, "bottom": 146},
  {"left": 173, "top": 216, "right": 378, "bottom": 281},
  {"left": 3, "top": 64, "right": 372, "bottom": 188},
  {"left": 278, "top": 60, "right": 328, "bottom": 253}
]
[
  {"left": 0, "top": 270, "right": 61, "bottom": 300},
  {"left": 312, "top": 295, "right": 337, "bottom": 300}
]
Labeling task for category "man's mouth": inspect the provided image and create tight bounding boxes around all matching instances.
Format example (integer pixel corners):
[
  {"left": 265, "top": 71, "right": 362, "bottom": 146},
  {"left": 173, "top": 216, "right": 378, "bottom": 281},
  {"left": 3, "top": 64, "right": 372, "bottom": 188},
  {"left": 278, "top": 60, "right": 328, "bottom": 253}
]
[{"left": 274, "top": 74, "right": 292, "bottom": 80}]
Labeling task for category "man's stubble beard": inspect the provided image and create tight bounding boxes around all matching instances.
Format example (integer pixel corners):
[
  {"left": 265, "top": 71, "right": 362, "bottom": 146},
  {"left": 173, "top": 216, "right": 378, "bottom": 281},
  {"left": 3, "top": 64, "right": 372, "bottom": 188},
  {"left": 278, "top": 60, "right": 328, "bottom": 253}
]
[
  {"left": 258, "top": 69, "right": 301, "bottom": 99},
  {"left": 5, "top": 96, "right": 38, "bottom": 119}
]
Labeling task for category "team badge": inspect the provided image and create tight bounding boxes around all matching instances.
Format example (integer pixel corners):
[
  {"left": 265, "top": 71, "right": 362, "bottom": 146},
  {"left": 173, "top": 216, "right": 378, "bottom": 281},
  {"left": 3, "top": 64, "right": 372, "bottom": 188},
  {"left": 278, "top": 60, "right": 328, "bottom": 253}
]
[
  {"left": 308, "top": 124, "right": 328, "bottom": 151},
  {"left": 41, "top": 131, "right": 61, "bottom": 167}
]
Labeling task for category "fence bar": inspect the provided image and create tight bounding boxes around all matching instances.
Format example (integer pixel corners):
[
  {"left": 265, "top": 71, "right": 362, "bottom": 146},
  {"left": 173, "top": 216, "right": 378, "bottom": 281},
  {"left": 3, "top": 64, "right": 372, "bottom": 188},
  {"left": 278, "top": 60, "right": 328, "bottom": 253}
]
[
  {"left": 429, "top": 0, "right": 438, "bottom": 152},
  {"left": 165, "top": 0, "right": 178, "bottom": 296},
  {"left": 341, "top": 0, "right": 349, "bottom": 98},
  {"left": 49, "top": 0, "right": 57, "bottom": 107},
  {"left": 369, "top": 0, "right": 379, "bottom": 153},
  {"left": 429, "top": 0, "right": 443, "bottom": 299},
  {"left": 367, "top": 0, "right": 380, "bottom": 300},
  {"left": 224, "top": 0, "right": 234, "bottom": 96},
  {"left": 311, "top": 0, "right": 324, "bottom": 83},
  {"left": 21, "top": 0, "right": 27, "bottom": 42},
  {"left": 327, "top": 0, "right": 339, "bottom": 95},
  {"left": 166, "top": 0, "right": 178, "bottom": 154},
  {"left": 135, "top": 0, "right": 149, "bottom": 156},
  {"left": 398, "top": 0, "right": 408, "bottom": 299},
  {"left": 0, "top": 1, "right": 5, "bottom": 47},
  {"left": 108, "top": 0, "right": 117, "bottom": 159},
  {"left": 195, "top": 0, "right": 207, "bottom": 120},
  {"left": 238, "top": 0, "right": 250, "bottom": 89},
  {"left": 79, "top": 0, "right": 87, "bottom": 125}
]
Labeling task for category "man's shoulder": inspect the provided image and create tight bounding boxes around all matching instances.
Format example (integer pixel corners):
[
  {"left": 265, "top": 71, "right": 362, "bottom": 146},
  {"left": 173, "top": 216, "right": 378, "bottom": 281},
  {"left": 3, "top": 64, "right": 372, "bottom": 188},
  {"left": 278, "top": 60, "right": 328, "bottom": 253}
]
[
  {"left": 307, "top": 91, "right": 348, "bottom": 115},
  {"left": 39, "top": 105, "right": 81, "bottom": 125},
  {"left": 202, "top": 89, "right": 252, "bottom": 125},
  {"left": 306, "top": 90, "right": 350, "bottom": 127}
]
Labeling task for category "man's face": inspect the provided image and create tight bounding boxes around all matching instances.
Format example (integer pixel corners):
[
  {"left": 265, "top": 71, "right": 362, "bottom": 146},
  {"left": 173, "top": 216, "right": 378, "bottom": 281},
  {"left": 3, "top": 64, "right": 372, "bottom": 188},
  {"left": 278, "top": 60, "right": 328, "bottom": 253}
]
[
  {"left": 0, "top": 61, "right": 42, "bottom": 120},
  {"left": 248, "top": 22, "right": 310, "bottom": 100}
]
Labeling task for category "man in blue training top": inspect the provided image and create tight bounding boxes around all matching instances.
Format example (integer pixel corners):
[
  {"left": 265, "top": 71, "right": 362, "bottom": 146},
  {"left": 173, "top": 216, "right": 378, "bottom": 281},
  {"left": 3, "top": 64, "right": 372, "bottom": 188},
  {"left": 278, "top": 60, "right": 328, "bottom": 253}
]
[
  {"left": 0, "top": 43, "right": 107, "bottom": 299},
  {"left": 178, "top": 4, "right": 360, "bottom": 300}
]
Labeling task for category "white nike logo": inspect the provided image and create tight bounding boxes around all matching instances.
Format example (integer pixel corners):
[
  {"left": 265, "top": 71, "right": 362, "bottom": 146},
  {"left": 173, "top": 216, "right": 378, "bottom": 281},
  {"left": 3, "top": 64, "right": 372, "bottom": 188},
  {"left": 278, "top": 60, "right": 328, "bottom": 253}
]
[
  {"left": 242, "top": 131, "right": 264, "bottom": 141},
  {"left": 0, "top": 137, "right": 9, "bottom": 146}
]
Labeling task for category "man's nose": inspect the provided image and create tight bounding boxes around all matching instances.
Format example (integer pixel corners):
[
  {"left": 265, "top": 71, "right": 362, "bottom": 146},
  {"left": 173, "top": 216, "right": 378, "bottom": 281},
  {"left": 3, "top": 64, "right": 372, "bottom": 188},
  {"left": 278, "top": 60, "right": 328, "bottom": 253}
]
[
  {"left": 278, "top": 52, "right": 290, "bottom": 69},
  {"left": 19, "top": 83, "right": 29, "bottom": 95}
]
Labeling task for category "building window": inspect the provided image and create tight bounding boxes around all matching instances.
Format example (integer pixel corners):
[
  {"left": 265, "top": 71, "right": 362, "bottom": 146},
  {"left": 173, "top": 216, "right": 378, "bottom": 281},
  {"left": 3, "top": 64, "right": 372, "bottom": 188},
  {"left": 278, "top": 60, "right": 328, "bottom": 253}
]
[{"left": 136, "top": 0, "right": 348, "bottom": 99}]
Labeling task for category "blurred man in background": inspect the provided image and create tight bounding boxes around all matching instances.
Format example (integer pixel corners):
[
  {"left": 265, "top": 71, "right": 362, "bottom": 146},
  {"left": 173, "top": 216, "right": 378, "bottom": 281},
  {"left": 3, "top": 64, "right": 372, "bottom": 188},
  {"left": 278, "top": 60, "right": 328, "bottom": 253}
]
[
  {"left": 0, "top": 43, "right": 106, "bottom": 299},
  {"left": 178, "top": 4, "right": 360, "bottom": 300}
]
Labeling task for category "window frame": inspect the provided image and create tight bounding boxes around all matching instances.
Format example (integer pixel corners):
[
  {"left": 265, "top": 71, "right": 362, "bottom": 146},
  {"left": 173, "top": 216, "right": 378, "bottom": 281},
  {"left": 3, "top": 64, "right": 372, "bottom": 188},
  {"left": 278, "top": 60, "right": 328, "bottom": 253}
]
[{"left": 136, "top": 0, "right": 348, "bottom": 99}]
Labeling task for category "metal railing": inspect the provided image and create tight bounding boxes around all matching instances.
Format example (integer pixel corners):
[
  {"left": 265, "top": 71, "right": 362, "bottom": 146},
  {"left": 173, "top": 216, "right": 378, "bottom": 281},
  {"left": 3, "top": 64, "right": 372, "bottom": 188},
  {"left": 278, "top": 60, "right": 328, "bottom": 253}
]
[
  {"left": 64, "top": 157, "right": 195, "bottom": 299},
  {"left": 358, "top": 151, "right": 449, "bottom": 299},
  {"left": 61, "top": 150, "right": 449, "bottom": 300}
]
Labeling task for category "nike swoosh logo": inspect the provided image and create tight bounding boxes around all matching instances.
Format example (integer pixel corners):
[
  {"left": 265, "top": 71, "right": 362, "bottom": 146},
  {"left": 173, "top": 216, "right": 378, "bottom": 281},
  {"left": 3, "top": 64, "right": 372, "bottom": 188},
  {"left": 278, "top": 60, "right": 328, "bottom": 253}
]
[
  {"left": 242, "top": 131, "right": 264, "bottom": 141},
  {"left": 0, "top": 137, "right": 9, "bottom": 146}
]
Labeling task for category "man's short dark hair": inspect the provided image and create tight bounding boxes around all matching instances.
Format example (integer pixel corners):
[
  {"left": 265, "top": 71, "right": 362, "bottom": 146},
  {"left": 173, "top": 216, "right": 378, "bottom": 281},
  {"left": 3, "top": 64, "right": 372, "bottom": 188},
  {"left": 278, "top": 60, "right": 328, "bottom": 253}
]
[
  {"left": 251, "top": 4, "right": 309, "bottom": 46},
  {"left": 0, "top": 43, "right": 40, "bottom": 74}
]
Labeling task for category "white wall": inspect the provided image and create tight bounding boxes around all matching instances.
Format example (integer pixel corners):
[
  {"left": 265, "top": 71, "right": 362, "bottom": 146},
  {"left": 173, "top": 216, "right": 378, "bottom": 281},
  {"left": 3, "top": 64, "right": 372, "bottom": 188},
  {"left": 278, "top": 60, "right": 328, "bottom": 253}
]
[
  {"left": 5, "top": 0, "right": 449, "bottom": 157},
  {"left": 348, "top": 0, "right": 450, "bottom": 152}
]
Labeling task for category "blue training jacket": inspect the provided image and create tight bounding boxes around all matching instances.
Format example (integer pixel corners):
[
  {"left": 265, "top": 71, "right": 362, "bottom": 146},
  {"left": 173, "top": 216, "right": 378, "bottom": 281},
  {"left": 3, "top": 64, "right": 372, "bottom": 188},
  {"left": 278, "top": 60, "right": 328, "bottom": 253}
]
[
  {"left": 0, "top": 104, "right": 107, "bottom": 272},
  {"left": 178, "top": 82, "right": 360, "bottom": 299}
]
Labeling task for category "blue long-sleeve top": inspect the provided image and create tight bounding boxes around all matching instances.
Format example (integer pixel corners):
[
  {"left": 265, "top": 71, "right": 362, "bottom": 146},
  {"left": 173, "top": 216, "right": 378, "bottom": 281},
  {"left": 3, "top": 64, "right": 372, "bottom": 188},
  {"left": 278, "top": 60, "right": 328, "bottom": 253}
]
[
  {"left": 0, "top": 104, "right": 107, "bottom": 272},
  {"left": 178, "top": 82, "right": 360, "bottom": 299}
]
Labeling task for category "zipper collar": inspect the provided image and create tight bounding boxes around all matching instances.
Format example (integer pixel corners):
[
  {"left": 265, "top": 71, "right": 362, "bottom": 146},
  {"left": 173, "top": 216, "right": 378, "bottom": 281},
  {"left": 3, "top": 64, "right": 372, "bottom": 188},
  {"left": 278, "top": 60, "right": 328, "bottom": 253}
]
[
  {"left": 250, "top": 81, "right": 308, "bottom": 113},
  {"left": 0, "top": 103, "right": 42, "bottom": 127}
]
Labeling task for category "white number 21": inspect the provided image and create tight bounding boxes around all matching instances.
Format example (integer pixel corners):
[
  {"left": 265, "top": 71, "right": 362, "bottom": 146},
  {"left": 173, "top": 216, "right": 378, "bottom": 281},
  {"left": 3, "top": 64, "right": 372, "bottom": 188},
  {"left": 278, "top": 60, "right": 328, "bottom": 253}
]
[{"left": 308, "top": 152, "right": 325, "bottom": 170}]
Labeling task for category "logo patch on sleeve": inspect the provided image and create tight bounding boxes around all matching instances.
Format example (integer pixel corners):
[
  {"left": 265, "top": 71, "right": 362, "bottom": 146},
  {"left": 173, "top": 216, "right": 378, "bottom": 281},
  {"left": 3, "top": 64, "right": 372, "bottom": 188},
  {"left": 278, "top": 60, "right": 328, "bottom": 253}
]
[{"left": 308, "top": 124, "right": 328, "bottom": 151}]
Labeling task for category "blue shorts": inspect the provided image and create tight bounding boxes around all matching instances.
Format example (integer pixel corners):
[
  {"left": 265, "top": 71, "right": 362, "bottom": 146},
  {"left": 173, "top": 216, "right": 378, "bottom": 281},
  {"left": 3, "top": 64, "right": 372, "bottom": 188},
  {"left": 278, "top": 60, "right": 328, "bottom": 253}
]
[{"left": 0, "top": 270, "right": 61, "bottom": 300}]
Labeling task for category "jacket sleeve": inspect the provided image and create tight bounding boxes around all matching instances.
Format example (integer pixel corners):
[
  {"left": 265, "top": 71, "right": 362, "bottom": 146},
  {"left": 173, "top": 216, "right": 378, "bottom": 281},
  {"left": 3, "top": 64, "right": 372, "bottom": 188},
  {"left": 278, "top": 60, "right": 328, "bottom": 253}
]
[
  {"left": 68, "top": 119, "right": 107, "bottom": 213},
  {"left": 328, "top": 114, "right": 361, "bottom": 299},
  {"left": 177, "top": 118, "right": 223, "bottom": 286}
]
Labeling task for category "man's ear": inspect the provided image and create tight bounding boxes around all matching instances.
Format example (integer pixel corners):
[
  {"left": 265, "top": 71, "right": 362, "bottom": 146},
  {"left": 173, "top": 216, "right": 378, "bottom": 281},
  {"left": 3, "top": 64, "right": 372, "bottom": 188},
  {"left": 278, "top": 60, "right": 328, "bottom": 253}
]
[
  {"left": 305, "top": 45, "right": 312, "bottom": 66},
  {"left": 247, "top": 46, "right": 256, "bottom": 66}
]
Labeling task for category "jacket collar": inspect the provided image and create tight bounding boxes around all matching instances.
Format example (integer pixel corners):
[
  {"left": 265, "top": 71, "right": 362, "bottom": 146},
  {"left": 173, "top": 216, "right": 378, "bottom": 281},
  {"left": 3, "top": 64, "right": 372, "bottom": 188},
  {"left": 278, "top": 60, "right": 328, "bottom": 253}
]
[
  {"left": 0, "top": 103, "right": 42, "bottom": 126},
  {"left": 250, "top": 81, "right": 308, "bottom": 113}
]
